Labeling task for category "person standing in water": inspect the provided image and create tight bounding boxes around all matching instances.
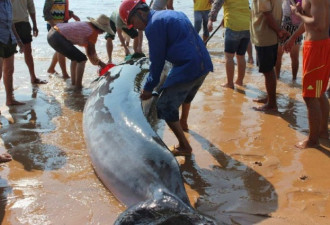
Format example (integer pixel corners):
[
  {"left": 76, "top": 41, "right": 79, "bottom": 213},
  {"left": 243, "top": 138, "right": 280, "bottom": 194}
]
[
  {"left": 120, "top": 0, "right": 213, "bottom": 156},
  {"left": 288, "top": 0, "right": 330, "bottom": 148}
]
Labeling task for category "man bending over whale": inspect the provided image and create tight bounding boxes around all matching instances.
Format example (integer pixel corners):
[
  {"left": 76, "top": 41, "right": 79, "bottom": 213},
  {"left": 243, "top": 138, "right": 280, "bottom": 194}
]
[{"left": 119, "top": 0, "right": 213, "bottom": 156}]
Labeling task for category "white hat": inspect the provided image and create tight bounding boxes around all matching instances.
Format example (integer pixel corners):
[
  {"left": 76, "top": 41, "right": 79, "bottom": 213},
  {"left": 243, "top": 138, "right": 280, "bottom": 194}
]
[{"left": 87, "top": 14, "right": 114, "bottom": 35}]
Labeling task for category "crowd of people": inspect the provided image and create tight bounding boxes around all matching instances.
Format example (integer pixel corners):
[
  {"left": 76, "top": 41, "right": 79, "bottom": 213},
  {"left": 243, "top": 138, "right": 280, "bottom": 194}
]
[{"left": 0, "top": 0, "right": 329, "bottom": 160}]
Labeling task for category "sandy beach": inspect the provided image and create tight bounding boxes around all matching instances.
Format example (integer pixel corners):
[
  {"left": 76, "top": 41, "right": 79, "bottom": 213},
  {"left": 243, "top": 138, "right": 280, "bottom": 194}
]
[{"left": 0, "top": 1, "right": 330, "bottom": 224}]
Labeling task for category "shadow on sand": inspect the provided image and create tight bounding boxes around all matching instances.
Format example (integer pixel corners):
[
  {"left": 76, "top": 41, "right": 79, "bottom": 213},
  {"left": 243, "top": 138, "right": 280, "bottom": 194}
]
[{"left": 176, "top": 130, "right": 278, "bottom": 224}]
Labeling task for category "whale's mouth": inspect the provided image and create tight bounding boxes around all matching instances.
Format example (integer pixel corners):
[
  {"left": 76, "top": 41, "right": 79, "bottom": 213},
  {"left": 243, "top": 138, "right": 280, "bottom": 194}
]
[{"left": 114, "top": 191, "right": 216, "bottom": 225}]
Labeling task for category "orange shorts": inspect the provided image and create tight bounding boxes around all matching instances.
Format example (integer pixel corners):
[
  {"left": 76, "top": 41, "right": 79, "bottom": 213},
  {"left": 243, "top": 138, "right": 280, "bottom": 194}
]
[{"left": 302, "top": 38, "right": 330, "bottom": 98}]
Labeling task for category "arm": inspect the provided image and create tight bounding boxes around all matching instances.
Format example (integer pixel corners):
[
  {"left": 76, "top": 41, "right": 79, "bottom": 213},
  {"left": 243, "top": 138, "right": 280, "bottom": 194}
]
[
  {"left": 207, "top": 0, "right": 224, "bottom": 32},
  {"left": 117, "top": 29, "right": 130, "bottom": 56},
  {"left": 263, "top": 11, "right": 290, "bottom": 40},
  {"left": 12, "top": 24, "right": 24, "bottom": 53},
  {"left": 283, "top": 23, "right": 305, "bottom": 52},
  {"left": 291, "top": 0, "right": 327, "bottom": 30},
  {"left": 86, "top": 43, "right": 106, "bottom": 67},
  {"left": 43, "top": 0, "right": 55, "bottom": 27},
  {"left": 141, "top": 23, "right": 167, "bottom": 99},
  {"left": 27, "top": 0, "right": 38, "bottom": 36},
  {"left": 167, "top": 0, "right": 174, "bottom": 10}
]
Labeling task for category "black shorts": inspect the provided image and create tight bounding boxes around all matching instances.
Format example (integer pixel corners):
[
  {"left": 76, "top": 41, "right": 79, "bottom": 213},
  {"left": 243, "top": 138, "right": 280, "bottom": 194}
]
[
  {"left": 105, "top": 20, "right": 138, "bottom": 40},
  {"left": 47, "top": 28, "right": 87, "bottom": 62},
  {"left": 255, "top": 44, "right": 278, "bottom": 73},
  {"left": 156, "top": 74, "right": 207, "bottom": 122},
  {"left": 14, "top": 21, "right": 32, "bottom": 44},
  {"left": 0, "top": 41, "right": 17, "bottom": 58}
]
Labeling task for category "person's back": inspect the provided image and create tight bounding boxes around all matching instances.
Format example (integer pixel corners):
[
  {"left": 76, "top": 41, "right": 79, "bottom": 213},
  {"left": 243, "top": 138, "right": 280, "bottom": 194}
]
[{"left": 145, "top": 10, "right": 213, "bottom": 89}]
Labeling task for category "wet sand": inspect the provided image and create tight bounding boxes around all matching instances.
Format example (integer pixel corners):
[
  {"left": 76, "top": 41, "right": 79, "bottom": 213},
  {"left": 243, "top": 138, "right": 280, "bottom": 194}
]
[{"left": 0, "top": 45, "right": 329, "bottom": 225}]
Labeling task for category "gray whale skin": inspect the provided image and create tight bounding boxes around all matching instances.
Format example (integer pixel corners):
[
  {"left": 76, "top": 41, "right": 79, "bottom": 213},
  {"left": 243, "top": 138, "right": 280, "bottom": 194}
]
[{"left": 83, "top": 58, "right": 216, "bottom": 225}]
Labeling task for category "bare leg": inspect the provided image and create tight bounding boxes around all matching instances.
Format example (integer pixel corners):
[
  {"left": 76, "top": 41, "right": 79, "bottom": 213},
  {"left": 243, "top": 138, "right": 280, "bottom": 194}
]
[
  {"left": 180, "top": 103, "right": 190, "bottom": 132},
  {"left": 319, "top": 93, "right": 329, "bottom": 139},
  {"left": 106, "top": 38, "right": 113, "bottom": 63},
  {"left": 57, "top": 52, "right": 69, "bottom": 79},
  {"left": 235, "top": 54, "right": 246, "bottom": 86},
  {"left": 70, "top": 61, "right": 77, "bottom": 86},
  {"left": 254, "top": 69, "right": 277, "bottom": 111},
  {"left": 275, "top": 45, "right": 283, "bottom": 79},
  {"left": 24, "top": 43, "right": 47, "bottom": 84},
  {"left": 290, "top": 44, "right": 300, "bottom": 80},
  {"left": 247, "top": 41, "right": 254, "bottom": 64},
  {"left": 167, "top": 121, "right": 192, "bottom": 153},
  {"left": 47, "top": 53, "right": 58, "bottom": 74},
  {"left": 296, "top": 97, "right": 321, "bottom": 148},
  {"left": 75, "top": 60, "right": 86, "bottom": 88},
  {"left": 222, "top": 52, "right": 235, "bottom": 88},
  {"left": 3, "top": 55, "right": 24, "bottom": 105}
]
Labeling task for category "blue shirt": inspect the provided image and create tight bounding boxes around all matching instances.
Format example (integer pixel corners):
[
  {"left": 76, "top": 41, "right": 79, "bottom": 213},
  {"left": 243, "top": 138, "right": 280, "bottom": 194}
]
[
  {"left": 0, "top": 0, "right": 17, "bottom": 45},
  {"left": 144, "top": 10, "right": 213, "bottom": 92}
]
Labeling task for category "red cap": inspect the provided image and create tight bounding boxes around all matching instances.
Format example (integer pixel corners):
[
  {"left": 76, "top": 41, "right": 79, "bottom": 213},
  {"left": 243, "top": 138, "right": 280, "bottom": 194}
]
[
  {"left": 99, "top": 63, "right": 116, "bottom": 76},
  {"left": 119, "top": 0, "right": 146, "bottom": 29}
]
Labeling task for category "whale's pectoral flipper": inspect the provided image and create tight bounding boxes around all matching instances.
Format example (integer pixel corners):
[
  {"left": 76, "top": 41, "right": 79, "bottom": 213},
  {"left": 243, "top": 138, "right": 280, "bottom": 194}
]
[{"left": 114, "top": 191, "right": 216, "bottom": 225}]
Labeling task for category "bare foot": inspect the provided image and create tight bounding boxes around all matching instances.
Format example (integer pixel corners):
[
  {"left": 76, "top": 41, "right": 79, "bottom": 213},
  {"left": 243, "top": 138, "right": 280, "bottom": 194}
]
[
  {"left": 32, "top": 78, "right": 48, "bottom": 84},
  {"left": 6, "top": 99, "right": 25, "bottom": 106},
  {"left": 47, "top": 68, "right": 58, "bottom": 74},
  {"left": 63, "top": 74, "right": 70, "bottom": 79},
  {"left": 295, "top": 139, "right": 319, "bottom": 149},
  {"left": 180, "top": 120, "right": 189, "bottom": 132},
  {"left": 169, "top": 145, "right": 192, "bottom": 157},
  {"left": 221, "top": 83, "right": 234, "bottom": 89},
  {"left": 235, "top": 80, "right": 243, "bottom": 86},
  {"left": 253, "top": 97, "right": 267, "bottom": 104},
  {"left": 248, "top": 57, "right": 254, "bottom": 64},
  {"left": 253, "top": 104, "right": 278, "bottom": 112},
  {"left": 0, "top": 153, "right": 12, "bottom": 163}
]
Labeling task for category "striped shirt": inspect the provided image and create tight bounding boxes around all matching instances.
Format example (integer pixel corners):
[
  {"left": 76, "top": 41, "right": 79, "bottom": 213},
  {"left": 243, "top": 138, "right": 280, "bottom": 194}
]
[{"left": 55, "top": 22, "right": 98, "bottom": 47}]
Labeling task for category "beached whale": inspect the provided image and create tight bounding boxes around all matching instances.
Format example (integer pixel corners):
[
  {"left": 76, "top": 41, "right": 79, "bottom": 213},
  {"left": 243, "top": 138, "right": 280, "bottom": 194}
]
[{"left": 83, "top": 58, "right": 215, "bottom": 224}]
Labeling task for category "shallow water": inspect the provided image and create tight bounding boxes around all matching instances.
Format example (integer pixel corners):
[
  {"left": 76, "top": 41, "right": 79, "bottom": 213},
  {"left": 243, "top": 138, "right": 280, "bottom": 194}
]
[{"left": 0, "top": 0, "right": 330, "bottom": 224}]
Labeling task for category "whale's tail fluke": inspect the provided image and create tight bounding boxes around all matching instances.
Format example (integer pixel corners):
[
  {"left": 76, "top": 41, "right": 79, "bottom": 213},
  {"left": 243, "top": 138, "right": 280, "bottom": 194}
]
[{"left": 114, "top": 191, "right": 216, "bottom": 225}]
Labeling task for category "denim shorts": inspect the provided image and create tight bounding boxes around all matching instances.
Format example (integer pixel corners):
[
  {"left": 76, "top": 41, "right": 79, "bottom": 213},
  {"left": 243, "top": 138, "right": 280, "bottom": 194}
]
[
  {"left": 194, "top": 10, "right": 210, "bottom": 37},
  {"left": 224, "top": 28, "right": 250, "bottom": 55},
  {"left": 255, "top": 44, "right": 278, "bottom": 73},
  {"left": 156, "top": 74, "right": 207, "bottom": 122}
]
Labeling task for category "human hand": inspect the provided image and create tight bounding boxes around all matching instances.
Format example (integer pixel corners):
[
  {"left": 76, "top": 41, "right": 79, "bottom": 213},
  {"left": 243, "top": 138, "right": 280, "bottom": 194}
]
[
  {"left": 283, "top": 37, "right": 295, "bottom": 53},
  {"left": 140, "top": 90, "right": 152, "bottom": 100},
  {"left": 124, "top": 47, "right": 130, "bottom": 56},
  {"left": 277, "top": 29, "right": 290, "bottom": 41},
  {"left": 33, "top": 26, "right": 38, "bottom": 37},
  {"left": 73, "top": 14, "right": 80, "bottom": 21},
  {"left": 290, "top": 2, "right": 303, "bottom": 16},
  {"left": 17, "top": 41, "right": 24, "bottom": 53},
  {"left": 207, "top": 20, "right": 213, "bottom": 32}
]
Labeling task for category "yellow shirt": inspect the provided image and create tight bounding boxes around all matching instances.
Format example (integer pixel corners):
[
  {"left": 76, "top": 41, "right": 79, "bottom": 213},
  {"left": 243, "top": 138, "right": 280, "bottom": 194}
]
[
  {"left": 223, "top": 0, "right": 250, "bottom": 31},
  {"left": 194, "top": 0, "right": 212, "bottom": 11},
  {"left": 250, "top": 0, "right": 283, "bottom": 46}
]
